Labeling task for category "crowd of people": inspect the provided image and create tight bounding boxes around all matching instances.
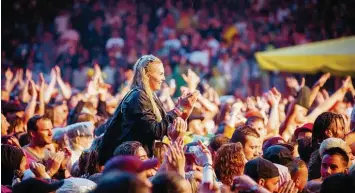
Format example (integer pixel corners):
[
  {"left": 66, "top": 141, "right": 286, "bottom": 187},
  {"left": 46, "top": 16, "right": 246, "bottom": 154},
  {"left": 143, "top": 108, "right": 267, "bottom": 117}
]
[
  {"left": 2, "top": 0, "right": 355, "bottom": 96},
  {"left": 2, "top": 0, "right": 355, "bottom": 193}
]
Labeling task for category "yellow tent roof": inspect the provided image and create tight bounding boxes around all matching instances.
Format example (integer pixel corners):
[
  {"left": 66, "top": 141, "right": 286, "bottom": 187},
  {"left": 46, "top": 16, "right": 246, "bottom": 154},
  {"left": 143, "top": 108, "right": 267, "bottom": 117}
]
[{"left": 255, "top": 36, "right": 355, "bottom": 76}]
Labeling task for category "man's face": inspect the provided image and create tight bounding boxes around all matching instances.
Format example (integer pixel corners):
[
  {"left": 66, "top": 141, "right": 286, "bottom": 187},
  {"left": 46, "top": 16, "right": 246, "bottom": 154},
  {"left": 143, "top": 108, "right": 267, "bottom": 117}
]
[
  {"left": 292, "top": 166, "right": 308, "bottom": 191},
  {"left": 1, "top": 114, "right": 9, "bottom": 136},
  {"left": 148, "top": 62, "right": 165, "bottom": 92},
  {"left": 244, "top": 136, "right": 261, "bottom": 160},
  {"left": 260, "top": 176, "right": 280, "bottom": 193},
  {"left": 321, "top": 154, "right": 348, "bottom": 179},
  {"left": 32, "top": 119, "right": 53, "bottom": 145},
  {"left": 135, "top": 146, "right": 148, "bottom": 161},
  {"left": 247, "top": 120, "right": 266, "bottom": 140}
]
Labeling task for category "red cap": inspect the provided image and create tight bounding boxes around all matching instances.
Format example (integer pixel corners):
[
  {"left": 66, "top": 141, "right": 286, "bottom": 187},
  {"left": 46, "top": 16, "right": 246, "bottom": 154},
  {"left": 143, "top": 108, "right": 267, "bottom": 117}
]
[
  {"left": 262, "top": 136, "right": 294, "bottom": 152},
  {"left": 294, "top": 123, "right": 313, "bottom": 138},
  {"left": 103, "top": 156, "right": 158, "bottom": 174}
]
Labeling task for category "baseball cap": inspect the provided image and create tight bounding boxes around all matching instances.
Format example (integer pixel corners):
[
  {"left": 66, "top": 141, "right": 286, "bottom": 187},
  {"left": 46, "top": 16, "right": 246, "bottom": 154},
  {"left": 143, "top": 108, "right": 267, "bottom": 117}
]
[
  {"left": 262, "top": 137, "right": 294, "bottom": 152},
  {"left": 263, "top": 145, "right": 294, "bottom": 166},
  {"left": 319, "top": 138, "right": 351, "bottom": 157},
  {"left": 12, "top": 178, "right": 64, "bottom": 193},
  {"left": 294, "top": 123, "right": 313, "bottom": 138},
  {"left": 244, "top": 158, "right": 279, "bottom": 181},
  {"left": 103, "top": 156, "right": 158, "bottom": 174}
]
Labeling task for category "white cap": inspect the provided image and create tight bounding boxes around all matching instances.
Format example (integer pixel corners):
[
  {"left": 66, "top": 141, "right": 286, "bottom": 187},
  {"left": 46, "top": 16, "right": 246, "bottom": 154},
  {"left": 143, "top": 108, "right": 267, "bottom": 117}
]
[{"left": 319, "top": 138, "right": 350, "bottom": 157}]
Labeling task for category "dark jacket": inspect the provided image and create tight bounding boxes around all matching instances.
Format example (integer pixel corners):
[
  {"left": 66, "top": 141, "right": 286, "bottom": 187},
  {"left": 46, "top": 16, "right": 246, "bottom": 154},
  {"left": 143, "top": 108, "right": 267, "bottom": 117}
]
[
  {"left": 308, "top": 149, "right": 322, "bottom": 181},
  {"left": 98, "top": 88, "right": 178, "bottom": 165}
]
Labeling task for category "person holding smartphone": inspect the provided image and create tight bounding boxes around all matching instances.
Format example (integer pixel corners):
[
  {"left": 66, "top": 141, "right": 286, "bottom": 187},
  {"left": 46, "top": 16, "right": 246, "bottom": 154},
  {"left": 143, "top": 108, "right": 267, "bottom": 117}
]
[{"left": 98, "top": 55, "right": 199, "bottom": 165}]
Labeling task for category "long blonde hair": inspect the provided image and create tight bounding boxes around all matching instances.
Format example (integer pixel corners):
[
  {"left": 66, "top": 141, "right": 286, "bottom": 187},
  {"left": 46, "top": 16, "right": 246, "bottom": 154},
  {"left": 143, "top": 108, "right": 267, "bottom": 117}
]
[{"left": 131, "top": 55, "right": 163, "bottom": 122}]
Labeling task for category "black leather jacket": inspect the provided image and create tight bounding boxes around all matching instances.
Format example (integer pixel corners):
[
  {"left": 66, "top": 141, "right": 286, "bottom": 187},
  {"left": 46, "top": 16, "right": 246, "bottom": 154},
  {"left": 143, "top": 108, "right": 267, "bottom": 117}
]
[{"left": 98, "top": 88, "right": 178, "bottom": 165}]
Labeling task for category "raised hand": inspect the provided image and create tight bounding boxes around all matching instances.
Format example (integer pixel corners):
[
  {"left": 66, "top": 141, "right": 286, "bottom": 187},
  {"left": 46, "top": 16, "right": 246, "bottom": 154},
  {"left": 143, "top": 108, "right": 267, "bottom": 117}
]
[
  {"left": 264, "top": 87, "right": 281, "bottom": 107},
  {"left": 168, "top": 117, "right": 187, "bottom": 142},
  {"left": 60, "top": 148, "right": 72, "bottom": 170},
  {"left": 314, "top": 72, "right": 330, "bottom": 87},
  {"left": 87, "top": 80, "right": 99, "bottom": 96},
  {"left": 176, "top": 90, "right": 200, "bottom": 120},
  {"left": 55, "top": 65, "right": 61, "bottom": 79},
  {"left": 5, "top": 68, "right": 14, "bottom": 81},
  {"left": 25, "top": 69, "right": 32, "bottom": 80},
  {"left": 341, "top": 76, "right": 353, "bottom": 91},
  {"left": 166, "top": 140, "right": 186, "bottom": 176},
  {"left": 46, "top": 151, "right": 65, "bottom": 177},
  {"left": 39, "top": 73, "right": 45, "bottom": 87},
  {"left": 94, "top": 63, "right": 104, "bottom": 83},
  {"left": 182, "top": 69, "right": 200, "bottom": 92},
  {"left": 30, "top": 162, "right": 50, "bottom": 179},
  {"left": 16, "top": 69, "right": 25, "bottom": 87},
  {"left": 195, "top": 140, "right": 213, "bottom": 166},
  {"left": 286, "top": 77, "right": 304, "bottom": 91},
  {"left": 28, "top": 80, "right": 38, "bottom": 99}
]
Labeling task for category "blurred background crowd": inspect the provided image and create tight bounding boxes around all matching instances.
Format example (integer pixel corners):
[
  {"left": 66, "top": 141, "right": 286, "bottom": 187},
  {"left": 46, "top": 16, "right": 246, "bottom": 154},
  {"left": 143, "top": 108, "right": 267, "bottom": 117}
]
[
  {"left": 2, "top": 0, "right": 355, "bottom": 96},
  {"left": 1, "top": 0, "right": 355, "bottom": 193}
]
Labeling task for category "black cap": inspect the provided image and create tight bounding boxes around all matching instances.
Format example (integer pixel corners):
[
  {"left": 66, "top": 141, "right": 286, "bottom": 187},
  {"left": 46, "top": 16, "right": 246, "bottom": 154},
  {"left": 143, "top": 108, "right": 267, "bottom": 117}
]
[
  {"left": 263, "top": 145, "right": 294, "bottom": 166},
  {"left": 12, "top": 178, "right": 64, "bottom": 193},
  {"left": 244, "top": 158, "right": 279, "bottom": 181}
]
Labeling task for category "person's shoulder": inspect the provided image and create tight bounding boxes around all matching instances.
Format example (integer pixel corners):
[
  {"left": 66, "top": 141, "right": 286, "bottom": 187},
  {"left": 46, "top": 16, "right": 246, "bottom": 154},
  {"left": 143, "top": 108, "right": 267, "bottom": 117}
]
[{"left": 126, "top": 88, "right": 148, "bottom": 104}]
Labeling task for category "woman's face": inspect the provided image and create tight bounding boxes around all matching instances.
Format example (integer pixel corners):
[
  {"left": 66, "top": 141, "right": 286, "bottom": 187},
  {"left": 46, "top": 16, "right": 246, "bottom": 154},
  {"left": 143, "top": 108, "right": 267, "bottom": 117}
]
[{"left": 148, "top": 62, "right": 165, "bottom": 92}]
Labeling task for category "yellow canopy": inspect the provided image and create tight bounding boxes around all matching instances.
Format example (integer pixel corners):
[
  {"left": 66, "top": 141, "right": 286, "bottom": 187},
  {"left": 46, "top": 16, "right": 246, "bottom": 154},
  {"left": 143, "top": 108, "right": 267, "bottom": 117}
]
[{"left": 255, "top": 36, "right": 355, "bottom": 77}]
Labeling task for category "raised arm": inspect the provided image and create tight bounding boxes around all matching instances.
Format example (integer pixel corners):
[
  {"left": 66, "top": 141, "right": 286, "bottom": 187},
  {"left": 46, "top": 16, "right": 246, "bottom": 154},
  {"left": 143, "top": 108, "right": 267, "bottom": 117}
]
[
  {"left": 4, "top": 68, "right": 20, "bottom": 94},
  {"left": 55, "top": 66, "right": 72, "bottom": 100},
  {"left": 308, "top": 73, "right": 330, "bottom": 107},
  {"left": 44, "top": 68, "right": 57, "bottom": 103},
  {"left": 37, "top": 73, "right": 45, "bottom": 115},
  {"left": 24, "top": 80, "right": 38, "bottom": 124},
  {"left": 20, "top": 70, "right": 32, "bottom": 103},
  {"left": 307, "top": 76, "right": 352, "bottom": 123},
  {"left": 265, "top": 87, "right": 281, "bottom": 136}
]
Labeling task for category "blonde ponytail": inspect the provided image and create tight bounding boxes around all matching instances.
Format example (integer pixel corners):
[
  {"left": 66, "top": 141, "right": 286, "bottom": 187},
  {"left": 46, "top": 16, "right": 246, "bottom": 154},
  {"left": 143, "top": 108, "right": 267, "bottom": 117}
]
[{"left": 131, "top": 55, "right": 163, "bottom": 122}]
